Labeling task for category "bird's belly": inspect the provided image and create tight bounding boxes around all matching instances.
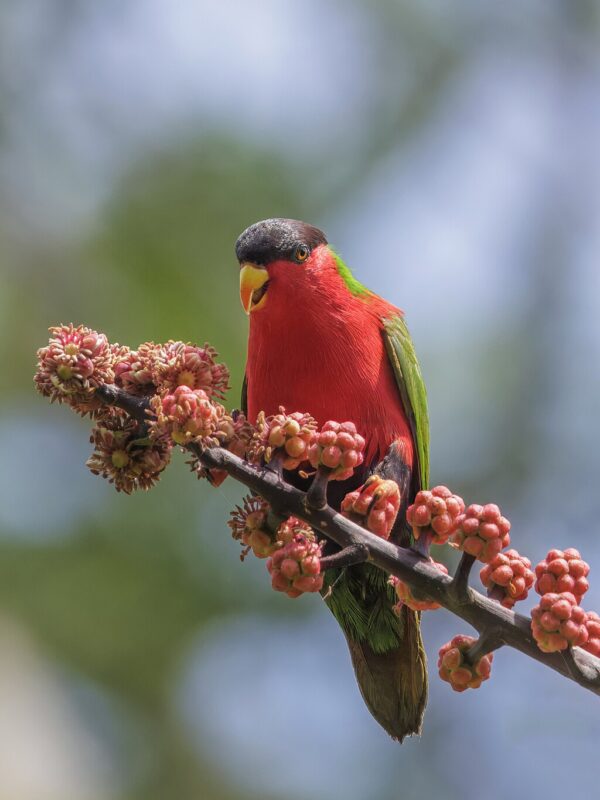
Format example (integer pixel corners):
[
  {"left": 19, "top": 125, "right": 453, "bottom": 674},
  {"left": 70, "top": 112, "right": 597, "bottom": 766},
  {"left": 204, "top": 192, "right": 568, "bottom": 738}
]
[{"left": 248, "top": 360, "right": 414, "bottom": 469}]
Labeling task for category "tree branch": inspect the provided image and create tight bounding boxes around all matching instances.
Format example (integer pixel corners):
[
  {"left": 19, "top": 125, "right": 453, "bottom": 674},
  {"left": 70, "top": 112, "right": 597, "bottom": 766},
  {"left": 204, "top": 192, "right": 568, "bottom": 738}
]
[
  {"left": 95, "top": 384, "right": 149, "bottom": 423},
  {"left": 194, "top": 445, "right": 600, "bottom": 695},
  {"left": 99, "top": 385, "right": 600, "bottom": 697},
  {"left": 449, "top": 552, "right": 476, "bottom": 603}
]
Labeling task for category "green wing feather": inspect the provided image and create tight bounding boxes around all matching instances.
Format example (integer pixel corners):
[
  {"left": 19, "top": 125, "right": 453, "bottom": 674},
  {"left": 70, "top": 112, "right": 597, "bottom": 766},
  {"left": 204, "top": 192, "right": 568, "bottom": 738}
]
[{"left": 382, "top": 314, "right": 430, "bottom": 490}]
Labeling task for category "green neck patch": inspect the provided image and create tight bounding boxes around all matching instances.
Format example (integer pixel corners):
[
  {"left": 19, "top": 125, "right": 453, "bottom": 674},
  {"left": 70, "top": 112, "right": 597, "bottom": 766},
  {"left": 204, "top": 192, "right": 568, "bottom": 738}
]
[{"left": 331, "top": 250, "right": 371, "bottom": 297}]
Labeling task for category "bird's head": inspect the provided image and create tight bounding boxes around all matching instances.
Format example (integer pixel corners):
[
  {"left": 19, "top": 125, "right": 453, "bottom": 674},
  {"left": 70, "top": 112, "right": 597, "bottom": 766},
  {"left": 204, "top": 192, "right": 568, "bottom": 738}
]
[{"left": 236, "top": 218, "right": 367, "bottom": 316}]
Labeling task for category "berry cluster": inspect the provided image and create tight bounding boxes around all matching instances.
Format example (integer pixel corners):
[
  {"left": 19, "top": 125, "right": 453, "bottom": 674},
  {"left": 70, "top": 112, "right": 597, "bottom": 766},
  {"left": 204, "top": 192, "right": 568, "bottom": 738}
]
[
  {"left": 530, "top": 592, "right": 588, "bottom": 653},
  {"left": 113, "top": 343, "right": 157, "bottom": 396},
  {"left": 406, "top": 486, "right": 465, "bottom": 546},
  {"left": 341, "top": 475, "right": 400, "bottom": 539},
  {"left": 307, "top": 421, "right": 365, "bottom": 480},
  {"left": 438, "top": 635, "right": 494, "bottom": 692},
  {"left": 267, "top": 521, "right": 323, "bottom": 598},
  {"left": 87, "top": 415, "right": 172, "bottom": 493},
  {"left": 229, "top": 505, "right": 323, "bottom": 597},
  {"left": 479, "top": 549, "right": 535, "bottom": 609},
  {"left": 35, "top": 324, "right": 115, "bottom": 415},
  {"left": 535, "top": 548, "right": 590, "bottom": 605},
  {"left": 452, "top": 503, "right": 511, "bottom": 563},
  {"left": 583, "top": 612, "right": 600, "bottom": 657},
  {"left": 150, "top": 385, "right": 218, "bottom": 445},
  {"left": 34, "top": 326, "right": 235, "bottom": 492},
  {"left": 248, "top": 408, "right": 317, "bottom": 469},
  {"left": 228, "top": 496, "right": 278, "bottom": 560},
  {"left": 151, "top": 340, "right": 230, "bottom": 399}
]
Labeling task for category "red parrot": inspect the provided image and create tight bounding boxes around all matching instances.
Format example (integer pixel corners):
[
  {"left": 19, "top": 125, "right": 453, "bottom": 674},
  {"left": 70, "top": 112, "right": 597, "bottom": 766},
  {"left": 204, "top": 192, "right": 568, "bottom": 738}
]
[{"left": 236, "top": 218, "right": 429, "bottom": 740}]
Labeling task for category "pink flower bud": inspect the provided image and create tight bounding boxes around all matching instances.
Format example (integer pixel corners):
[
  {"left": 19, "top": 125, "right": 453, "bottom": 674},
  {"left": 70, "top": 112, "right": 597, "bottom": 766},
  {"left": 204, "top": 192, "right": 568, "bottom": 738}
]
[
  {"left": 535, "top": 548, "right": 590, "bottom": 604},
  {"left": 438, "top": 635, "right": 494, "bottom": 692}
]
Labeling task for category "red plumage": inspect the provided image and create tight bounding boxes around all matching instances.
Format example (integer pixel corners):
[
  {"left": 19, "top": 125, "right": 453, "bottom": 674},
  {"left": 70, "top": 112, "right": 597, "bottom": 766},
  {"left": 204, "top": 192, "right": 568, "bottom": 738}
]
[{"left": 245, "top": 244, "right": 414, "bottom": 469}]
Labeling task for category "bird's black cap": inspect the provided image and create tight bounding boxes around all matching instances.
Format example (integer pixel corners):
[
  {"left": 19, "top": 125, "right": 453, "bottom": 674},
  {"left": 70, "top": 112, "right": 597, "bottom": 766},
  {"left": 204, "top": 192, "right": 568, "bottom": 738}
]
[{"left": 235, "top": 218, "right": 327, "bottom": 265}]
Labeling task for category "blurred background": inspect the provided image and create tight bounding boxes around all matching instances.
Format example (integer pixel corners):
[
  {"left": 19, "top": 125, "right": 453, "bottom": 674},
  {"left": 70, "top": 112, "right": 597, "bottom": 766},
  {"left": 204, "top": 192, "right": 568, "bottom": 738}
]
[{"left": 1, "top": 1, "right": 600, "bottom": 798}]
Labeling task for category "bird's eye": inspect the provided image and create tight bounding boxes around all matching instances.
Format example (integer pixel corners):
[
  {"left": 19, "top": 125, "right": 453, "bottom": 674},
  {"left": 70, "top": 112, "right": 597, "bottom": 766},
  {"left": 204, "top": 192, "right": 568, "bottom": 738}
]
[{"left": 293, "top": 244, "right": 310, "bottom": 263}]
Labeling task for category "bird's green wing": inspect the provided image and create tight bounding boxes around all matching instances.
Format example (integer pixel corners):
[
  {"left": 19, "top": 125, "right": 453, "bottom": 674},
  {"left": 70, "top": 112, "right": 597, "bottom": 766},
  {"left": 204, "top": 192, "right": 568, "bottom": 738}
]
[{"left": 382, "top": 314, "right": 429, "bottom": 490}]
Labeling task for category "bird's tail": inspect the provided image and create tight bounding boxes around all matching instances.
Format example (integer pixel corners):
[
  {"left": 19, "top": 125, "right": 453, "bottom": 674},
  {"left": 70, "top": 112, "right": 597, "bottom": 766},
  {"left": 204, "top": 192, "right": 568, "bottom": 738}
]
[
  {"left": 345, "top": 605, "right": 427, "bottom": 741},
  {"left": 324, "top": 564, "right": 428, "bottom": 741}
]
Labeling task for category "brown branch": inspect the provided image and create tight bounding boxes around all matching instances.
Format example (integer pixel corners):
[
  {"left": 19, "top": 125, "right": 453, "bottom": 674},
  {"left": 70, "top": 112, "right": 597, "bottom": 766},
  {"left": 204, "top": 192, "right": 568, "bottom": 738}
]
[
  {"left": 195, "top": 445, "right": 600, "bottom": 696},
  {"left": 320, "top": 544, "right": 370, "bottom": 571},
  {"left": 449, "top": 552, "right": 476, "bottom": 603},
  {"left": 306, "top": 465, "right": 332, "bottom": 510},
  {"left": 99, "top": 385, "right": 600, "bottom": 697},
  {"left": 95, "top": 384, "right": 150, "bottom": 423},
  {"left": 466, "top": 628, "right": 505, "bottom": 664}
]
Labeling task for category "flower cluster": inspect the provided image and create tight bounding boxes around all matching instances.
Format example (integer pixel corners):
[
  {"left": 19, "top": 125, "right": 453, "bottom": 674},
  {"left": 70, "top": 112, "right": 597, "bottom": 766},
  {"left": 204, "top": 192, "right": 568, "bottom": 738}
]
[
  {"left": 150, "top": 385, "right": 219, "bottom": 445},
  {"left": 438, "top": 635, "right": 494, "bottom": 692},
  {"left": 151, "top": 340, "right": 230, "bottom": 399},
  {"left": 248, "top": 408, "right": 317, "bottom": 469},
  {"left": 534, "top": 548, "right": 590, "bottom": 605},
  {"left": 452, "top": 503, "right": 511, "bottom": 563},
  {"left": 228, "top": 505, "right": 323, "bottom": 597},
  {"left": 406, "top": 486, "right": 465, "bottom": 546},
  {"left": 192, "top": 410, "right": 254, "bottom": 486},
  {"left": 228, "top": 496, "right": 277, "bottom": 560},
  {"left": 113, "top": 343, "right": 157, "bottom": 396},
  {"left": 35, "top": 324, "right": 115, "bottom": 414},
  {"left": 276, "top": 515, "right": 315, "bottom": 545},
  {"left": 530, "top": 592, "right": 588, "bottom": 653},
  {"left": 87, "top": 415, "right": 172, "bottom": 493},
  {"left": 479, "top": 549, "right": 535, "bottom": 609},
  {"left": 267, "top": 525, "right": 323, "bottom": 598},
  {"left": 307, "top": 420, "right": 365, "bottom": 480},
  {"left": 341, "top": 475, "right": 400, "bottom": 539}
]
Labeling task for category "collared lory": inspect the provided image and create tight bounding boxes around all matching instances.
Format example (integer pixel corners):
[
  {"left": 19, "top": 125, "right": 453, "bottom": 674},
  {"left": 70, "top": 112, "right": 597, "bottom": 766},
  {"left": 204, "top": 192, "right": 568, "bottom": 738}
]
[{"left": 236, "top": 218, "right": 429, "bottom": 741}]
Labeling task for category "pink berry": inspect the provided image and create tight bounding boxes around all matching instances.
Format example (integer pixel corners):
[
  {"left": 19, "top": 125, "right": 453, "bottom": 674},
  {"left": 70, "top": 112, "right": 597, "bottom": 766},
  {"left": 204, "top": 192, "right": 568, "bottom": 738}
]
[
  {"left": 267, "top": 530, "right": 324, "bottom": 599},
  {"left": 451, "top": 502, "right": 511, "bottom": 563},
  {"left": 531, "top": 592, "right": 588, "bottom": 653},
  {"left": 534, "top": 549, "right": 590, "bottom": 604},
  {"left": 405, "top": 485, "right": 465, "bottom": 546},
  {"left": 582, "top": 612, "right": 600, "bottom": 657},
  {"left": 248, "top": 408, "right": 317, "bottom": 470},
  {"left": 480, "top": 549, "right": 535, "bottom": 609},
  {"left": 341, "top": 475, "right": 401, "bottom": 540},
  {"left": 437, "top": 635, "right": 494, "bottom": 692},
  {"left": 308, "top": 420, "right": 365, "bottom": 480}
]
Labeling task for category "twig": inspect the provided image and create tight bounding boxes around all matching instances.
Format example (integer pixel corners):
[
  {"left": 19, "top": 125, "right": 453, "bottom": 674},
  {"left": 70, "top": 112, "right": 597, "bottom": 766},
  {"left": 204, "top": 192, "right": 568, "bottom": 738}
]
[
  {"left": 196, "top": 445, "right": 600, "bottom": 696},
  {"left": 466, "top": 628, "right": 505, "bottom": 664},
  {"left": 449, "top": 552, "right": 476, "bottom": 603},
  {"left": 96, "top": 384, "right": 149, "bottom": 423},
  {"left": 306, "top": 466, "right": 331, "bottom": 510},
  {"left": 320, "top": 544, "right": 370, "bottom": 571}
]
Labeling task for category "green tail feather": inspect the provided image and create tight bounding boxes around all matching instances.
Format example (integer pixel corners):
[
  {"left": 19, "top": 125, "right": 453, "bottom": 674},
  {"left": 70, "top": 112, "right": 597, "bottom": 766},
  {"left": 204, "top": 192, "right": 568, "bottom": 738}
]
[{"left": 323, "top": 564, "right": 428, "bottom": 741}]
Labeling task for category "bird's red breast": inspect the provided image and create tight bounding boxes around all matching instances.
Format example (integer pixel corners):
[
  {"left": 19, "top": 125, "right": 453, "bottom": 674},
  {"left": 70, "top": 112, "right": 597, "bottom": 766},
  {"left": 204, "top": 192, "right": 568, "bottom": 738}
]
[{"left": 245, "top": 246, "right": 414, "bottom": 469}]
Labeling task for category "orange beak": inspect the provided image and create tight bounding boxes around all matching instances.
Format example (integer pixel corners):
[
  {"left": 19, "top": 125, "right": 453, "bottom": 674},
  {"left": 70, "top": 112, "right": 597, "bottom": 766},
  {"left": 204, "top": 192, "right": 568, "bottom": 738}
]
[{"left": 239, "top": 263, "right": 269, "bottom": 314}]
